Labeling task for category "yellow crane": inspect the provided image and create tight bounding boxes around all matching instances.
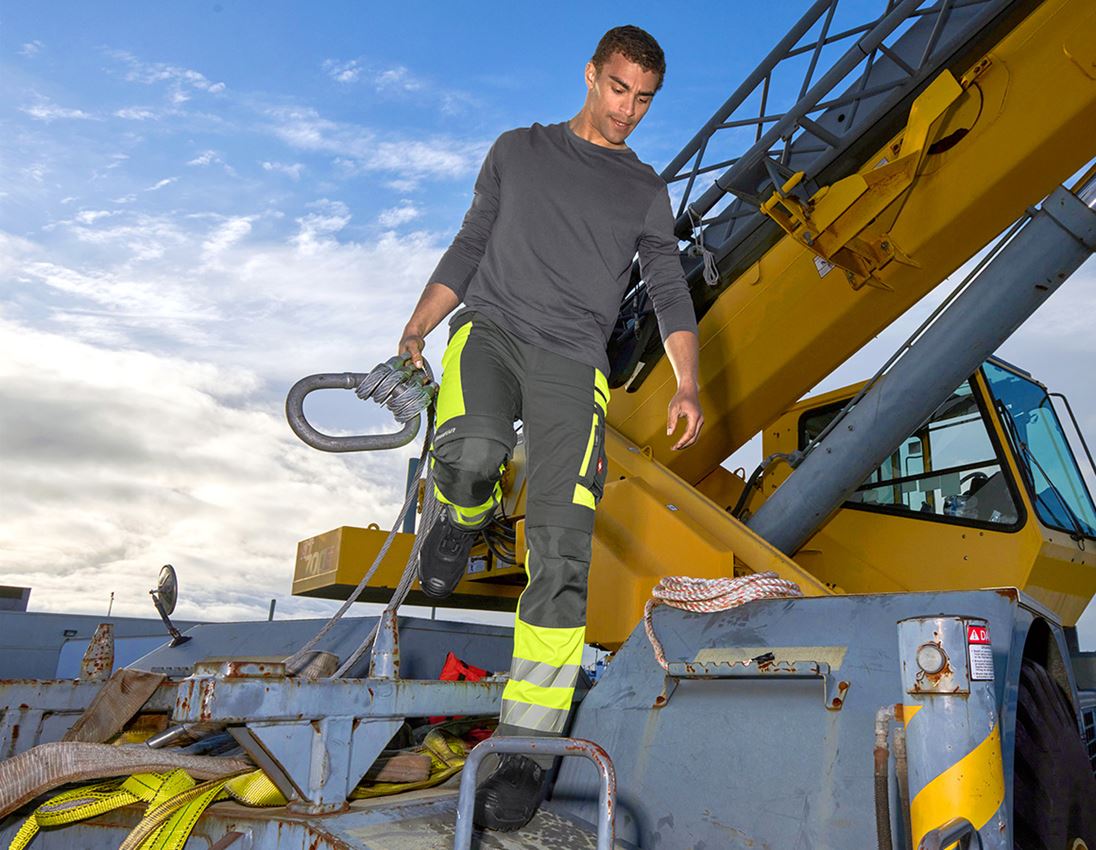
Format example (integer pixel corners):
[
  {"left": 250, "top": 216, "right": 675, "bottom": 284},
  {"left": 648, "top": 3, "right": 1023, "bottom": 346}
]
[
  {"left": 297, "top": 0, "right": 1095, "bottom": 649},
  {"left": 288, "top": 0, "right": 1096, "bottom": 844}
]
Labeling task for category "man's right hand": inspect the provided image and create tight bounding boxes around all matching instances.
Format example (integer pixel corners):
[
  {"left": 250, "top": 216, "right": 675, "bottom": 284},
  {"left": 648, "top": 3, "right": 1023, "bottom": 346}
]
[{"left": 399, "top": 333, "right": 426, "bottom": 370}]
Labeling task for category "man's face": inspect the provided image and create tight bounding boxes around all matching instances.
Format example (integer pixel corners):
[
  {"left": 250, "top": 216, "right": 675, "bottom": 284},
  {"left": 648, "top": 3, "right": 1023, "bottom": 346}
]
[{"left": 583, "top": 51, "right": 660, "bottom": 148}]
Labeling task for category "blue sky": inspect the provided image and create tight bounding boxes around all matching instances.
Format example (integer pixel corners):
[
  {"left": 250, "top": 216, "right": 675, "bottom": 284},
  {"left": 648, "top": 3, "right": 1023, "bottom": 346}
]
[{"left": 2, "top": 2, "right": 1094, "bottom": 643}]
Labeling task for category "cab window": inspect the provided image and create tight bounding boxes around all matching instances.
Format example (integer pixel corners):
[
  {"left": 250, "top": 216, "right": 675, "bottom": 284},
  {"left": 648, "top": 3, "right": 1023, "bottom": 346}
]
[{"left": 799, "top": 380, "right": 1020, "bottom": 527}]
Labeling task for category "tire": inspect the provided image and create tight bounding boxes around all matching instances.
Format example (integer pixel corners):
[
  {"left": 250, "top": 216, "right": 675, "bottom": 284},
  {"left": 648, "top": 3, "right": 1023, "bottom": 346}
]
[{"left": 1012, "top": 658, "right": 1096, "bottom": 850}]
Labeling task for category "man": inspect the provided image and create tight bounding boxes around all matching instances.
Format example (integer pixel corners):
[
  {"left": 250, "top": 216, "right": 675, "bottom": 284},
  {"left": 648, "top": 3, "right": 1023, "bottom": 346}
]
[{"left": 397, "top": 25, "right": 703, "bottom": 831}]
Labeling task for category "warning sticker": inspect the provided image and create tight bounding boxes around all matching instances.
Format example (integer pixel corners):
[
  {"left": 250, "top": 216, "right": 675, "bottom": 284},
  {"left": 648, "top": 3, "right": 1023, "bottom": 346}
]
[
  {"left": 969, "top": 645, "right": 994, "bottom": 680},
  {"left": 967, "top": 624, "right": 990, "bottom": 644},
  {"left": 967, "top": 624, "right": 993, "bottom": 680},
  {"left": 813, "top": 256, "right": 835, "bottom": 278}
]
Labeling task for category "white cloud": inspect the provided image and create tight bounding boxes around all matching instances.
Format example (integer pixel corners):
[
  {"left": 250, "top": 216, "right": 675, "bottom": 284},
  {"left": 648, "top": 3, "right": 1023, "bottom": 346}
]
[
  {"left": 188, "top": 150, "right": 221, "bottom": 167},
  {"left": 374, "top": 65, "right": 424, "bottom": 94},
  {"left": 323, "top": 58, "right": 362, "bottom": 84},
  {"left": 74, "top": 210, "right": 116, "bottom": 224},
  {"left": 0, "top": 316, "right": 416, "bottom": 622},
  {"left": 201, "top": 215, "right": 253, "bottom": 258},
  {"left": 144, "top": 176, "right": 178, "bottom": 192},
  {"left": 266, "top": 105, "right": 486, "bottom": 185},
  {"left": 114, "top": 107, "right": 159, "bottom": 121},
  {"left": 294, "top": 199, "right": 351, "bottom": 254},
  {"left": 261, "top": 160, "right": 304, "bottom": 181},
  {"left": 20, "top": 40, "right": 44, "bottom": 58},
  {"left": 321, "top": 59, "right": 473, "bottom": 114},
  {"left": 23, "top": 163, "right": 48, "bottom": 183},
  {"left": 2, "top": 203, "right": 445, "bottom": 380},
  {"left": 184, "top": 150, "right": 236, "bottom": 176},
  {"left": 108, "top": 49, "right": 227, "bottom": 104},
  {"left": 377, "top": 201, "right": 421, "bottom": 228},
  {"left": 0, "top": 204, "right": 453, "bottom": 620},
  {"left": 21, "top": 96, "right": 95, "bottom": 122}
]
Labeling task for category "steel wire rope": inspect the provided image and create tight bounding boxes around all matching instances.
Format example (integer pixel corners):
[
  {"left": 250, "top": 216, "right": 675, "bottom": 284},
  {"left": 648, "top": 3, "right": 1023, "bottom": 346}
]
[
  {"left": 332, "top": 480, "right": 446, "bottom": 677},
  {"left": 283, "top": 357, "right": 439, "bottom": 674}
]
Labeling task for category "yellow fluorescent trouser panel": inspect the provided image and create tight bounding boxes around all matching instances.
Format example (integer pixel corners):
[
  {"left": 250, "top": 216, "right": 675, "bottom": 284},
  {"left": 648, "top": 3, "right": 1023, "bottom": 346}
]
[
  {"left": 572, "top": 483, "right": 596, "bottom": 509},
  {"left": 910, "top": 723, "right": 1005, "bottom": 848},
  {"left": 594, "top": 369, "right": 609, "bottom": 412},
  {"left": 579, "top": 412, "right": 598, "bottom": 477},
  {"left": 501, "top": 678, "right": 575, "bottom": 711},
  {"left": 512, "top": 620, "right": 585, "bottom": 670},
  {"left": 435, "top": 321, "right": 474, "bottom": 427},
  {"left": 433, "top": 480, "right": 500, "bottom": 518}
]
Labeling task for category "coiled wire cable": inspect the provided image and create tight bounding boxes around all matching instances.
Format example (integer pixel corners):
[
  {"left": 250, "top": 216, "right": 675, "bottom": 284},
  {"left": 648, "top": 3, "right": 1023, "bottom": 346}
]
[{"left": 283, "top": 356, "right": 438, "bottom": 675}]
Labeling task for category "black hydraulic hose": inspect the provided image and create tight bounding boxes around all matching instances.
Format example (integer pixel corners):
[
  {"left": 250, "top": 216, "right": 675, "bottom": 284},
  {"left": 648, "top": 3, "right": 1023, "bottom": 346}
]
[{"left": 875, "top": 757, "right": 893, "bottom": 850}]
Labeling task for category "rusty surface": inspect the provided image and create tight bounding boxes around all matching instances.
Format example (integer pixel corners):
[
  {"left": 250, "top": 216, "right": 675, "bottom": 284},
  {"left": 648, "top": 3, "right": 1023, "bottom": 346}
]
[
  {"left": 175, "top": 676, "right": 504, "bottom": 724},
  {"left": 79, "top": 623, "right": 115, "bottom": 682},
  {"left": 192, "top": 659, "right": 288, "bottom": 679},
  {"left": 207, "top": 831, "right": 245, "bottom": 850},
  {"left": 199, "top": 677, "right": 217, "bottom": 721},
  {"left": 910, "top": 634, "right": 961, "bottom": 694}
]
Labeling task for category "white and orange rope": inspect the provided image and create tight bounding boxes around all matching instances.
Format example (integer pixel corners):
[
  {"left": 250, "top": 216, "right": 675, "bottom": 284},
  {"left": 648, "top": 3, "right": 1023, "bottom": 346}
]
[{"left": 643, "top": 572, "right": 803, "bottom": 671}]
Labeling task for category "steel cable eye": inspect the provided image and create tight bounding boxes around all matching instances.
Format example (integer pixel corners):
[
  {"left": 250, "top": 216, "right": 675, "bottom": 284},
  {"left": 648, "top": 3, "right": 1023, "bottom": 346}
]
[
  {"left": 355, "top": 368, "right": 387, "bottom": 400},
  {"left": 373, "top": 369, "right": 406, "bottom": 404}
]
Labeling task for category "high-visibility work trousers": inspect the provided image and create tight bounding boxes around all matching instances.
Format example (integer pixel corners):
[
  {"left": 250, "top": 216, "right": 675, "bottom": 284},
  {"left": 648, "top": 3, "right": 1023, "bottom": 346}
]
[{"left": 432, "top": 311, "right": 609, "bottom": 751}]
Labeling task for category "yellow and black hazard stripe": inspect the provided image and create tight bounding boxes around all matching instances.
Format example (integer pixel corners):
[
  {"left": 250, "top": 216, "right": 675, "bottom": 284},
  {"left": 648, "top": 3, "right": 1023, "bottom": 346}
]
[{"left": 904, "top": 704, "right": 1006, "bottom": 849}]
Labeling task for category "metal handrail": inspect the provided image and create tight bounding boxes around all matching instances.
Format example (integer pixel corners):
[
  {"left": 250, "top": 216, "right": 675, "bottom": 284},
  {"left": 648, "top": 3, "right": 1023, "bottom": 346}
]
[{"left": 453, "top": 736, "right": 617, "bottom": 850}]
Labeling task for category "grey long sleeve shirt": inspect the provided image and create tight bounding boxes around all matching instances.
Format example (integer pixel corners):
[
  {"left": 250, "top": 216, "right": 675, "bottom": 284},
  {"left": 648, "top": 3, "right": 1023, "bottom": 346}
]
[{"left": 430, "top": 121, "right": 697, "bottom": 374}]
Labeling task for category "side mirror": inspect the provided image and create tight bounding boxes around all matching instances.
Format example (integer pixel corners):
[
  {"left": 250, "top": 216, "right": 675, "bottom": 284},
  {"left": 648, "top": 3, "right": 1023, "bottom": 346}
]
[{"left": 149, "top": 564, "right": 191, "bottom": 647}]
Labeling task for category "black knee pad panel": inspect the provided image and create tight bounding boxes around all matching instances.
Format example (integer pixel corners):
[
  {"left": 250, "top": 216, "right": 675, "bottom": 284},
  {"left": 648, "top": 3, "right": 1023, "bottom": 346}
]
[{"left": 432, "top": 415, "right": 516, "bottom": 508}]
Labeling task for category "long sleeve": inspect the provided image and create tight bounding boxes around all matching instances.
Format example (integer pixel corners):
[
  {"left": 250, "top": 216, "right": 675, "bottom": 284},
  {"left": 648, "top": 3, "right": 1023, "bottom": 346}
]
[
  {"left": 638, "top": 186, "right": 698, "bottom": 341},
  {"left": 428, "top": 138, "right": 502, "bottom": 300}
]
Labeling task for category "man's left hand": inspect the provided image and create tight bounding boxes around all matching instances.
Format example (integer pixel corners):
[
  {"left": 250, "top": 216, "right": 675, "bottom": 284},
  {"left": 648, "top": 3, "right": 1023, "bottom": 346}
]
[{"left": 667, "top": 385, "right": 704, "bottom": 450}]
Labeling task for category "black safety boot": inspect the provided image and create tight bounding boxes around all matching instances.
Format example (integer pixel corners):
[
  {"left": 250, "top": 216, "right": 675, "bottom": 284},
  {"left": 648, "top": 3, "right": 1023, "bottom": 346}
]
[
  {"left": 418, "top": 511, "right": 480, "bottom": 599},
  {"left": 474, "top": 754, "right": 550, "bottom": 832}
]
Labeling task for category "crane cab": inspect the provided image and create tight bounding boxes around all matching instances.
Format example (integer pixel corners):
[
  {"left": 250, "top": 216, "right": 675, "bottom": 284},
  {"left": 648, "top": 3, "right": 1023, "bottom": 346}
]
[{"left": 757, "top": 357, "right": 1096, "bottom": 626}]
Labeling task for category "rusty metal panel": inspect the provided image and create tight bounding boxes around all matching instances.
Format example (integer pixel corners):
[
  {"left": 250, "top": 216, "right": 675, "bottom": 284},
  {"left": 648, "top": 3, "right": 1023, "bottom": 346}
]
[{"left": 555, "top": 590, "right": 1037, "bottom": 848}]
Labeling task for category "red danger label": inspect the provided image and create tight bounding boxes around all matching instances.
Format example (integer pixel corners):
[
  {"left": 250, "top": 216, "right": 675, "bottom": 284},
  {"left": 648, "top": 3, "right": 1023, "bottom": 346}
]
[{"left": 967, "top": 625, "right": 990, "bottom": 644}]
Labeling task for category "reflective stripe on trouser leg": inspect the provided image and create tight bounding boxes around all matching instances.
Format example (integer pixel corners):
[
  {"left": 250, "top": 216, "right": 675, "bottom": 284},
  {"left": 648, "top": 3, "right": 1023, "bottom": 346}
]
[
  {"left": 433, "top": 477, "right": 502, "bottom": 529},
  {"left": 430, "top": 316, "right": 518, "bottom": 527},
  {"left": 498, "top": 358, "right": 606, "bottom": 743},
  {"left": 500, "top": 527, "right": 590, "bottom": 736}
]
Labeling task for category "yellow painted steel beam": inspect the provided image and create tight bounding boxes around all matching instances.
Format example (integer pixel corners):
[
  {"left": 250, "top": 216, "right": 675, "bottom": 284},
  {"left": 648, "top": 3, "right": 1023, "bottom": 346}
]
[
  {"left": 608, "top": 0, "right": 1096, "bottom": 487},
  {"left": 586, "top": 428, "right": 832, "bottom": 649},
  {"left": 291, "top": 526, "right": 524, "bottom": 610}
]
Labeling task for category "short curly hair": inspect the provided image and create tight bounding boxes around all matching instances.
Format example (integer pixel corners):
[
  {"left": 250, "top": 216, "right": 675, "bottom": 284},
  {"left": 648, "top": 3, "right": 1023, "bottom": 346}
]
[{"left": 590, "top": 25, "right": 666, "bottom": 92}]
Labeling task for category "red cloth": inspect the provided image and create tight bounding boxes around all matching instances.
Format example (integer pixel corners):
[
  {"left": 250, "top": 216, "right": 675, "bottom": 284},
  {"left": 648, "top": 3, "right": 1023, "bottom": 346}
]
[{"left": 429, "top": 652, "right": 489, "bottom": 723}]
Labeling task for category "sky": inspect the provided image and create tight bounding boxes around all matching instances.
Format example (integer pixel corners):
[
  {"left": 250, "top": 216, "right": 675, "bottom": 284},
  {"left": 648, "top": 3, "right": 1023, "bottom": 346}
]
[{"left": 1, "top": 2, "right": 1094, "bottom": 645}]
